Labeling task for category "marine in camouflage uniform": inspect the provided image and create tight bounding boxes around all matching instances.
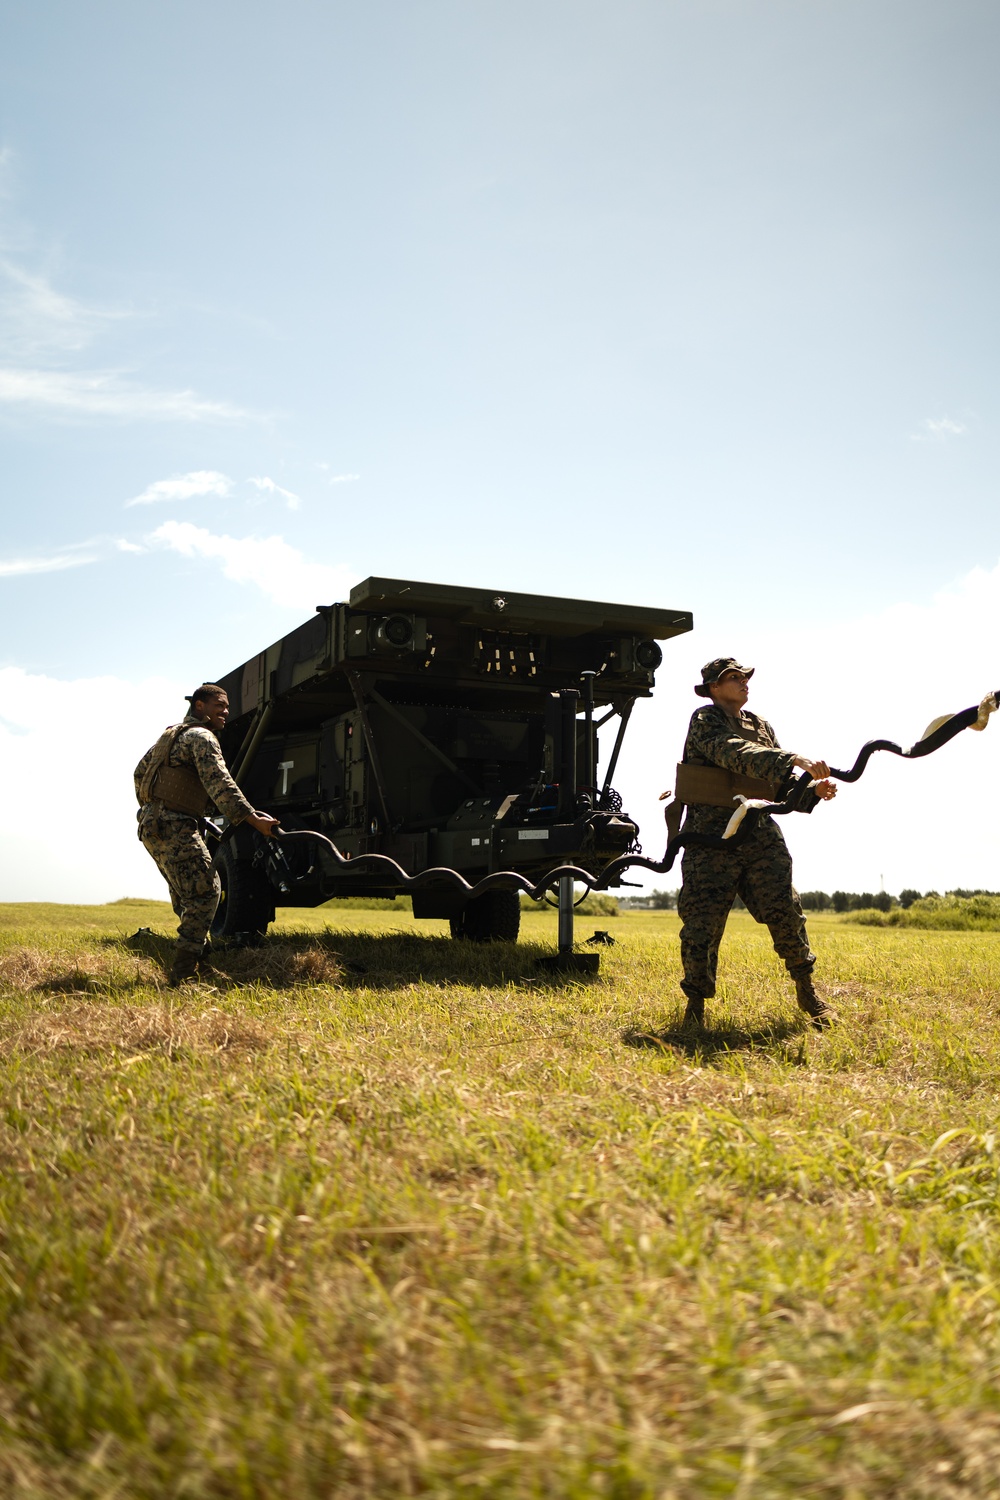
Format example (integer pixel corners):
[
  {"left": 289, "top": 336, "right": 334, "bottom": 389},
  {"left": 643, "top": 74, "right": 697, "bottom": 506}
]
[
  {"left": 134, "top": 685, "right": 276, "bottom": 983},
  {"left": 675, "top": 658, "right": 837, "bottom": 1029}
]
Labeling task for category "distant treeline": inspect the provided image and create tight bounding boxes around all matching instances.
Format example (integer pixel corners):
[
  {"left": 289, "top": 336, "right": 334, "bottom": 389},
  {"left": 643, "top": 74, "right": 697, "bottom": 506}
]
[
  {"left": 800, "top": 888, "right": 1000, "bottom": 912},
  {"left": 521, "top": 892, "right": 621, "bottom": 916},
  {"left": 621, "top": 887, "right": 1000, "bottom": 917},
  {"left": 621, "top": 889, "right": 679, "bottom": 910}
]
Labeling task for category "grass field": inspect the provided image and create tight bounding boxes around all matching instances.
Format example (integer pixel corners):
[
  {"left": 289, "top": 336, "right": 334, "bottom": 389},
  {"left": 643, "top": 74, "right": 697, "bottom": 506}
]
[{"left": 2, "top": 899, "right": 1000, "bottom": 1497}]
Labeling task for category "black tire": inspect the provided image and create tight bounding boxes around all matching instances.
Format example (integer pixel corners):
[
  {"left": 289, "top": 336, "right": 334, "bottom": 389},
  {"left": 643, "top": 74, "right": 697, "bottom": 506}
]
[
  {"left": 211, "top": 842, "right": 275, "bottom": 941},
  {"left": 450, "top": 889, "right": 521, "bottom": 943}
]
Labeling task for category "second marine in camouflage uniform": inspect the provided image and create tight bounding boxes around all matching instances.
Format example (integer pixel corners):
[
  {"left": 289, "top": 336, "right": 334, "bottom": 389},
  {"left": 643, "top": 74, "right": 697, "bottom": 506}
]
[
  {"left": 675, "top": 658, "right": 837, "bottom": 1029},
  {"left": 134, "top": 685, "right": 277, "bottom": 983}
]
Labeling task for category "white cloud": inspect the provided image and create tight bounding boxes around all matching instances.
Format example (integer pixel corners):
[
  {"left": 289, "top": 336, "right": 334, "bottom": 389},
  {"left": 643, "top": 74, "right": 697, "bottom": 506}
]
[
  {"left": 0, "top": 259, "right": 121, "bottom": 359},
  {"left": 328, "top": 473, "right": 360, "bottom": 485},
  {"left": 150, "top": 520, "right": 356, "bottom": 610},
  {"left": 116, "top": 539, "right": 146, "bottom": 554},
  {"left": 0, "top": 194, "right": 253, "bottom": 426},
  {"left": 125, "top": 470, "right": 233, "bottom": 507},
  {"left": 248, "top": 474, "right": 301, "bottom": 510},
  {"left": 0, "top": 548, "right": 98, "bottom": 578},
  {"left": 0, "top": 368, "right": 251, "bottom": 422},
  {"left": 911, "top": 416, "right": 968, "bottom": 441},
  {"left": 0, "top": 666, "right": 187, "bottom": 901}
]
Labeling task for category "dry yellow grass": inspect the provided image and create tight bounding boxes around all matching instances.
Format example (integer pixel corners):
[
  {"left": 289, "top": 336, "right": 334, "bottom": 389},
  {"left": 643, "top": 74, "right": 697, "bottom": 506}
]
[
  {"left": 2, "top": 999, "right": 271, "bottom": 1058},
  {"left": 0, "top": 938, "right": 343, "bottom": 997},
  {"left": 0, "top": 945, "right": 166, "bottom": 994}
]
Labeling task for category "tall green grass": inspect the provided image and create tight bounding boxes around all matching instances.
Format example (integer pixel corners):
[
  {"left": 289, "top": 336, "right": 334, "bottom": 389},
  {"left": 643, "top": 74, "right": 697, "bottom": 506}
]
[
  {"left": 2, "top": 903, "right": 1000, "bottom": 1496},
  {"left": 848, "top": 892, "right": 1000, "bottom": 931}
]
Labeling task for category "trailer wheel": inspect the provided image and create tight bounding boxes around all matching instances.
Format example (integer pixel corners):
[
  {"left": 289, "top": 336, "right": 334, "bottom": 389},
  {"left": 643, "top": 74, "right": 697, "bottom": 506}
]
[
  {"left": 211, "top": 843, "right": 275, "bottom": 942},
  {"left": 449, "top": 889, "right": 521, "bottom": 943}
]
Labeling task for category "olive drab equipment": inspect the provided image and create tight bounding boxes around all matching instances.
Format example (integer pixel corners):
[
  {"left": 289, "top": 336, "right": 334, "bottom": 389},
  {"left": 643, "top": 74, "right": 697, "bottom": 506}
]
[
  {"left": 137, "top": 724, "right": 212, "bottom": 818},
  {"left": 207, "top": 576, "right": 693, "bottom": 943}
]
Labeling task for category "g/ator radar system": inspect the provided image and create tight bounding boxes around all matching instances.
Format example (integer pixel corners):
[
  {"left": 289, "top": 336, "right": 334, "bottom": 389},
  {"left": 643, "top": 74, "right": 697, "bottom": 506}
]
[{"left": 211, "top": 577, "right": 692, "bottom": 943}]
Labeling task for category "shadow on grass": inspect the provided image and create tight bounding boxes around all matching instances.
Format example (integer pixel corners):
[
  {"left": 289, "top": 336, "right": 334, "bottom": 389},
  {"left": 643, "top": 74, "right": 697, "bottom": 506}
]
[
  {"left": 623, "top": 1016, "right": 812, "bottom": 1062},
  {"left": 110, "top": 927, "right": 598, "bottom": 991},
  {"left": 115, "top": 928, "right": 174, "bottom": 966},
  {"left": 31, "top": 972, "right": 160, "bottom": 997}
]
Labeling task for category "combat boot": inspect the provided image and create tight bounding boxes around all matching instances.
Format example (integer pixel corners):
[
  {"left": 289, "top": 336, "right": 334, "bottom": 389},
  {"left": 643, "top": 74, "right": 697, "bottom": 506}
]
[
  {"left": 196, "top": 953, "right": 223, "bottom": 983},
  {"left": 682, "top": 996, "right": 705, "bottom": 1029},
  {"left": 168, "top": 952, "right": 201, "bottom": 987},
  {"left": 795, "top": 974, "right": 831, "bottom": 1030}
]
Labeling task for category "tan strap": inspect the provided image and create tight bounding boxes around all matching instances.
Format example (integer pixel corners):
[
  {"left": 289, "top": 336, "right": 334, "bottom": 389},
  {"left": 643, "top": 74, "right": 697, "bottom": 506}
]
[
  {"left": 663, "top": 795, "right": 683, "bottom": 842},
  {"left": 675, "top": 761, "right": 776, "bottom": 809},
  {"left": 138, "top": 724, "right": 186, "bottom": 805}
]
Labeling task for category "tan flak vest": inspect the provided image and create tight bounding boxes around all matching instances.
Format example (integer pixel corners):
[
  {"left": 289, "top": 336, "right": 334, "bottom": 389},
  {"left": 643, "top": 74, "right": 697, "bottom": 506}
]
[
  {"left": 673, "top": 761, "right": 777, "bottom": 809},
  {"left": 138, "top": 724, "right": 211, "bottom": 817}
]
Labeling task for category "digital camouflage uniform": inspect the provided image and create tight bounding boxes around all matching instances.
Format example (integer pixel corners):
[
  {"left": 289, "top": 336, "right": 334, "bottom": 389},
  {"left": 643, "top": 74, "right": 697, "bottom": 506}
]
[
  {"left": 678, "top": 705, "right": 815, "bottom": 1004},
  {"left": 134, "top": 716, "right": 255, "bottom": 961}
]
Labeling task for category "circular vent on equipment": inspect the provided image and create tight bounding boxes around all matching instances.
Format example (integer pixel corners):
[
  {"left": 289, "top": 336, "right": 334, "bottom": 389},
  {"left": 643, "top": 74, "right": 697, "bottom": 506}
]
[{"left": 375, "top": 614, "right": 415, "bottom": 650}]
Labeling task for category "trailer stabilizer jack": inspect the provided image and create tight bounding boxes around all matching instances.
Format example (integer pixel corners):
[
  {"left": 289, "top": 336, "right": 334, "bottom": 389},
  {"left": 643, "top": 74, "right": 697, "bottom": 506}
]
[{"left": 535, "top": 872, "right": 600, "bottom": 974}]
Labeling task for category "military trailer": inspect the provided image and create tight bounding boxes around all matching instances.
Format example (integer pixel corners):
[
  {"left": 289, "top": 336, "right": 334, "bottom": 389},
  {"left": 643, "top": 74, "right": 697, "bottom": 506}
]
[{"left": 211, "top": 577, "right": 692, "bottom": 942}]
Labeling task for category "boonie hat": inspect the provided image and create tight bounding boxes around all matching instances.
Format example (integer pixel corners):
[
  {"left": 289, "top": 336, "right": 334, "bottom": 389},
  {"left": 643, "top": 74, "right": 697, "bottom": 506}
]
[{"left": 694, "top": 657, "right": 755, "bottom": 697}]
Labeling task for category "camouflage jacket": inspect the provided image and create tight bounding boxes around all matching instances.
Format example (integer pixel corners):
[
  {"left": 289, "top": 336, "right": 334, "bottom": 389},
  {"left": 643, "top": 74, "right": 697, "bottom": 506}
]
[
  {"left": 134, "top": 715, "right": 254, "bottom": 827},
  {"left": 681, "top": 705, "right": 797, "bottom": 836}
]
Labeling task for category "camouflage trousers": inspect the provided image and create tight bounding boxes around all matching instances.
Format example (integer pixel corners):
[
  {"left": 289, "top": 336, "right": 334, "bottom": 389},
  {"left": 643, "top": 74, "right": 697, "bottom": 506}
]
[
  {"left": 678, "top": 816, "right": 814, "bottom": 1002},
  {"left": 139, "top": 808, "right": 220, "bottom": 958}
]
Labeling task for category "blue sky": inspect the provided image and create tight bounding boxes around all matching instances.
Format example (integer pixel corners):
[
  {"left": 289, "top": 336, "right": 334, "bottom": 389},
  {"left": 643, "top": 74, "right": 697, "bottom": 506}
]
[{"left": 1, "top": 1, "right": 998, "bottom": 901}]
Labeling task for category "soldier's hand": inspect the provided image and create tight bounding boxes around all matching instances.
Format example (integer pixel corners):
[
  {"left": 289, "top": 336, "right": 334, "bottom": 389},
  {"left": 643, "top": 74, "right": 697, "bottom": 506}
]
[
  {"left": 793, "top": 755, "right": 832, "bottom": 779},
  {"left": 248, "top": 811, "right": 280, "bottom": 837},
  {"left": 812, "top": 778, "right": 838, "bottom": 801}
]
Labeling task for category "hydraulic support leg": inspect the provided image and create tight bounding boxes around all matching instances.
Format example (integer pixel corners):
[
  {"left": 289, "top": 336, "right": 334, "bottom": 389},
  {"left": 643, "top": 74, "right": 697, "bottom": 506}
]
[
  {"left": 538, "top": 874, "right": 600, "bottom": 975},
  {"left": 558, "top": 874, "right": 575, "bottom": 955}
]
